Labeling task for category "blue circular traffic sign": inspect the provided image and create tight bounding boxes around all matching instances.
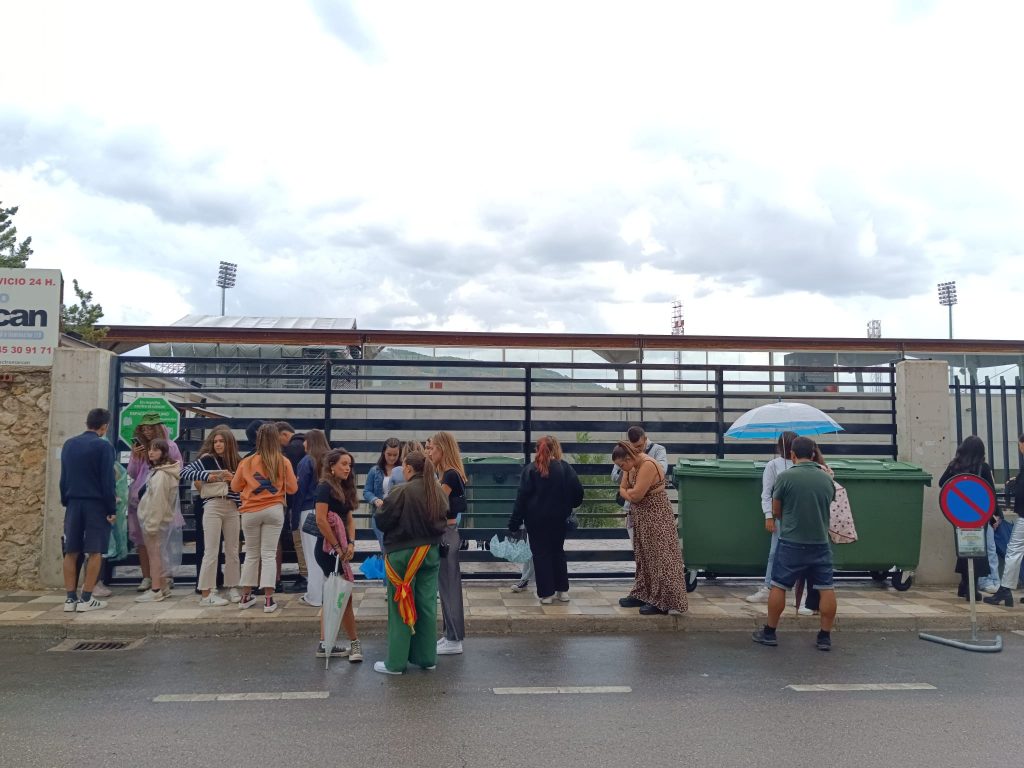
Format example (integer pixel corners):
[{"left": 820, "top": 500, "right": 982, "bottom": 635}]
[{"left": 939, "top": 474, "right": 996, "bottom": 529}]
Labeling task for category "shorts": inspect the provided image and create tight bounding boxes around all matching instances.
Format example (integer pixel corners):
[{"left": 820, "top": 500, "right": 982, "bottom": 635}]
[
  {"left": 770, "top": 540, "right": 834, "bottom": 592},
  {"left": 64, "top": 500, "right": 112, "bottom": 555}
]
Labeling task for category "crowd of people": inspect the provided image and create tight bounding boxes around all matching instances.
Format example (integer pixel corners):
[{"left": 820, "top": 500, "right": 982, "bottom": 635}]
[{"left": 57, "top": 406, "right": 1024, "bottom": 668}]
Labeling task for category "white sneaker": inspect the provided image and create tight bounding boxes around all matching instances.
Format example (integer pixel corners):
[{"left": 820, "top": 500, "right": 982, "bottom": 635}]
[
  {"left": 76, "top": 598, "right": 107, "bottom": 613},
  {"left": 92, "top": 583, "right": 113, "bottom": 598},
  {"left": 540, "top": 596, "right": 553, "bottom": 605},
  {"left": 135, "top": 590, "right": 166, "bottom": 603},
  {"left": 228, "top": 588, "right": 241, "bottom": 604},
  {"left": 263, "top": 599, "right": 279, "bottom": 614},
  {"left": 510, "top": 579, "right": 530, "bottom": 593},
  {"left": 436, "top": 637, "right": 447, "bottom": 649},
  {"left": 979, "top": 582, "right": 999, "bottom": 595},
  {"left": 63, "top": 598, "right": 78, "bottom": 612},
  {"left": 136, "top": 577, "right": 152, "bottom": 593},
  {"left": 556, "top": 591, "right": 570, "bottom": 602},
  {"left": 437, "top": 640, "right": 463, "bottom": 655},
  {"left": 745, "top": 587, "right": 770, "bottom": 603},
  {"left": 199, "top": 594, "right": 229, "bottom": 607},
  {"left": 374, "top": 661, "right": 402, "bottom": 675},
  {"left": 797, "top": 605, "right": 814, "bottom": 616}
]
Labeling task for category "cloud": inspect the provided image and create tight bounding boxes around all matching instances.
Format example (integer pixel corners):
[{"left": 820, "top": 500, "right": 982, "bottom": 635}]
[
  {"left": 306, "top": 0, "right": 377, "bottom": 57},
  {"left": 0, "top": 110, "right": 276, "bottom": 227}
]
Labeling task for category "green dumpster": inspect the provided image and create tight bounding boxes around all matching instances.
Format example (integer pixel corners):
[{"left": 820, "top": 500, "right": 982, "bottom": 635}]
[
  {"left": 675, "top": 458, "right": 931, "bottom": 591},
  {"left": 463, "top": 456, "right": 524, "bottom": 531}
]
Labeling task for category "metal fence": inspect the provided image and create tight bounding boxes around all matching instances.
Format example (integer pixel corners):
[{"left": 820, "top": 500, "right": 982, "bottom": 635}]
[
  {"left": 952, "top": 374, "right": 1024, "bottom": 484},
  {"left": 110, "top": 354, "right": 898, "bottom": 582}
]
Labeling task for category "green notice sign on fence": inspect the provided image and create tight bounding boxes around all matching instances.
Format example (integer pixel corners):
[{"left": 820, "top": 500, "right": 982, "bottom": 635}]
[{"left": 119, "top": 397, "right": 181, "bottom": 447}]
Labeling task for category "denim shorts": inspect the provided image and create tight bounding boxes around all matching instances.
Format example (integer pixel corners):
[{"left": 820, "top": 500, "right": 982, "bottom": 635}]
[{"left": 770, "top": 540, "right": 834, "bottom": 591}]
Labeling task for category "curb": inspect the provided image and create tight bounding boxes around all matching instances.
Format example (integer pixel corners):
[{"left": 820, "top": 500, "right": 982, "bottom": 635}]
[{"left": 4, "top": 612, "right": 1023, "bottom": 641}]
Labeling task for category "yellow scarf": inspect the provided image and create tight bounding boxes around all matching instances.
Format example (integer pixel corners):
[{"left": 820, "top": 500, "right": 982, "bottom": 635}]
[{"left": 384, "top": 545, "right": 431, "bottom": 633}]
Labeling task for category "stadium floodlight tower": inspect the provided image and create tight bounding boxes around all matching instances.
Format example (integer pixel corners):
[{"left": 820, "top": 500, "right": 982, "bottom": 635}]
[
  {"left": 216, "top": 261, "right": 238, "bottom": 316},
  {"left": 937, "top": 281, "right": 957, "bottom": 339}
]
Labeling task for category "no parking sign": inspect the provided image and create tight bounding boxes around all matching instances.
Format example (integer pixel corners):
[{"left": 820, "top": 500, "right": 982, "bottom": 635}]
[{"left": 939, "top": 474, "right": 997, "bottom": 558}]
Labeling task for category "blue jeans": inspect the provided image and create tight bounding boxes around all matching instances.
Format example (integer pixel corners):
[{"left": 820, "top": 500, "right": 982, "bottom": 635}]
[
  {"left": 763, "top": 526, "right": 780, "bottom": 589},
  {"left": 978, "top": 525, "right": 999, "bottom": 589}
]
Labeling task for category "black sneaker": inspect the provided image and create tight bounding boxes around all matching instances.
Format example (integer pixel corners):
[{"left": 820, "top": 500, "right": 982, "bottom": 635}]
[
  {"left": 510, "top": 579, "right": 530, "bottom": 593},
  {"left": 816, "top": 633, "right": 832, "bottom": 652},
  {"left": 618, "top": 596, "right": 645, "bottom": 608},
  {"left": 752, "top": 628, "right": 778, "bottom": 647},
  {"left": 316, "top": 642, "right": 349, "bottom": 659}
]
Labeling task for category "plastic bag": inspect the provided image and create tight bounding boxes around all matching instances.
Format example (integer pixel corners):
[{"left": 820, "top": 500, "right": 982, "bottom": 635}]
[
  {"left": 489, "top": 534, "right": 532, "bottom": 564},
  {"left": 360, "top": 554, "right": 385, "bottom": 580}
]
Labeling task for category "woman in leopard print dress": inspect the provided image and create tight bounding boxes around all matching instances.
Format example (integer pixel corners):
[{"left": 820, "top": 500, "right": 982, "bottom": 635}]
[{"left": 613, "top": 441, "right": 687, "bottom": 615}]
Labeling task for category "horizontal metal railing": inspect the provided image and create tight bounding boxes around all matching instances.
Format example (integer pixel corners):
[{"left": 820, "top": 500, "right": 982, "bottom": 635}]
[{"left": 109, "top": 354, "right": 898, "bottom": 582}]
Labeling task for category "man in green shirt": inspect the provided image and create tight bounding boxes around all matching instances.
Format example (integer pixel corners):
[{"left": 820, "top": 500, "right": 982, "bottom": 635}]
[{"left": 752, "top": 436, "right": 837, "bottom": 651}]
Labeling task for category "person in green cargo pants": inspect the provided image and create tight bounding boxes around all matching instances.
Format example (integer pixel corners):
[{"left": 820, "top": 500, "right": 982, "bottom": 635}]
[{"left": 373, "top": 451, "right": 449, "bottom": 675}]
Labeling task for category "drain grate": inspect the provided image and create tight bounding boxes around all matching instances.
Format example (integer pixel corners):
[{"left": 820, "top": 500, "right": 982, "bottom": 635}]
[
  {"left": 50, "top": 638, "right": 145, "bottom": 652},
  {"left": 73, "top": 641, "right": 130, "bottom": 652}
]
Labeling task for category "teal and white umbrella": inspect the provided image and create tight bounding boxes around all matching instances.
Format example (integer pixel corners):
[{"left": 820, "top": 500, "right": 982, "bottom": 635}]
[{"left": 725, "top": 401, "right": 843, "bottom": 440}]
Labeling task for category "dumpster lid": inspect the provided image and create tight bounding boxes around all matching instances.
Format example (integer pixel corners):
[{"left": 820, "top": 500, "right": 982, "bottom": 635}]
[
  {"left": 826, "top": 459, "right": 932, "bottom": 482},
  {"left": 675, "top": 459, "right": 765, "bottom": 478},
  {"left": 463, "top": 456, "right": 524, "bottom": 464},
  {"left": 676, "top": 457, "right": 932, "bottom": 483}
]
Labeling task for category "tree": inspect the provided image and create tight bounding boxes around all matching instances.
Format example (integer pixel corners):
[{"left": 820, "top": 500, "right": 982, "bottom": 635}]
[
  {"left": 61, "top": 279, "right": 108, "bottom": 342},
  {"left": 572, "top": 431, "right": 623, "bottom": 529},
  {"left": 0, "top": 202, "right": 34, "bottom": 268}
]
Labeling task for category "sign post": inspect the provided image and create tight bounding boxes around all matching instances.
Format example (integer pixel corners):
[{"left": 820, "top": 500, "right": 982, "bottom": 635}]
[
  {"left": 920, "top": 474, "right": 1003, "bottom": 653},
  {"left": 118, "top": 397, "right": 181, "bottom": 448},
  {"left": 0, "top": 268, "right": 62, "bottom": 367}
]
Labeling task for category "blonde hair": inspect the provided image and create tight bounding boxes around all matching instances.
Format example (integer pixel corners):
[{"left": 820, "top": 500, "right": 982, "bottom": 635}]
[
  {"left": 547, "top": 435, "right": 564, "bottom": 461},
  {"left": 254, "top": 423, "right": 283, "bottom": 485},
  {"left": 198, "top": 426, "right": 240, "bottom": 471},
  {"left": 430, "top": 431, "right": 467, "bottom": 483},
  {"left": 399, "top": 440, "right": 423, "bottom": 464}
]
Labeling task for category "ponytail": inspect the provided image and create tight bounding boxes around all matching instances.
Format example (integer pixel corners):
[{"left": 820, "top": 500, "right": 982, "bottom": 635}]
[
  {"left": 404, "top": 451, "right": 447, "bottom": 524},
  {"left": 534, "top": 437, "right": 554, "bottom": 477}
]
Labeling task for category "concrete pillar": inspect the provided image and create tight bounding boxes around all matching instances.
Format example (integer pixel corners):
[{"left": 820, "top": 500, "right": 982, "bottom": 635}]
[
  {"left": 39, "top": 348, "right": 115, "bottom": 587},
  {"left": 895, "top": 360, "right": 955, "bottom": 585}
]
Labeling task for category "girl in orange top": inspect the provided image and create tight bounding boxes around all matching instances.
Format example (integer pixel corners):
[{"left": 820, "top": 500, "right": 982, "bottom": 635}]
[{"left": 231, "top": 423, "right": 298, "bottom": 613}]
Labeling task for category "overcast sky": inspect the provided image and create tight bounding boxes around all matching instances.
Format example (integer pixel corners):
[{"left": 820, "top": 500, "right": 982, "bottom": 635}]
[{"left": 1, "top": 1, "right": 1022, "bottom": 340}]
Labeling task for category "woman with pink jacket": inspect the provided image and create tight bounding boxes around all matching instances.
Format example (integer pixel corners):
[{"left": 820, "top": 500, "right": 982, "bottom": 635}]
[{"left": 127, "top": 413, "right": 183, "bottom": 593}]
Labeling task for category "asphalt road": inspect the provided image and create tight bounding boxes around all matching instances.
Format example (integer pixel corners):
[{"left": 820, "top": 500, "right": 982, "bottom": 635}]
[{"left": 1, "top": 630, "right": 1020, "bottom": 768}]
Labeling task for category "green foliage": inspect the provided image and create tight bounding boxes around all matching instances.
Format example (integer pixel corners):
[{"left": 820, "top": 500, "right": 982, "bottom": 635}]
[
  {"left": 0, "top": 202, "right": 34, "bottom": 268},
  {"left": 61, "top": 279, "right": 108, "bottom": 342},
  {"left": 573, "top": 431, "right": 623, "bottom": 529}
]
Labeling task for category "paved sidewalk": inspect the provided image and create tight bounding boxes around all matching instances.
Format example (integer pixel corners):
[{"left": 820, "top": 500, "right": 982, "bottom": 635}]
[{"left": 2, "top": 580, "right": 1021, "bottom": 640}]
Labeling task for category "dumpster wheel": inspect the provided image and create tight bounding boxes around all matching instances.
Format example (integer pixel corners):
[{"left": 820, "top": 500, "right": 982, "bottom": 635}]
[
  {"left": 891, "top": 570, "right": 914, "bottom": 592},
  {"left": 685, "top": 569, "right": 699, "bottom": 593},
  {"left": 869, "top": 570, "right": 889, "bottom": 583}
]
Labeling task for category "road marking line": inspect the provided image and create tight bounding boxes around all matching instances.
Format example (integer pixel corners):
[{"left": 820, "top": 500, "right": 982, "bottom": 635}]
[
  {"left": 787, "top": 683, "right": 936, "bottom": 692},
  {"left": 154, "top": 691, "right": 329, "bottom": 703},
  {"left": 492, "top": 686, "right": 632, "bottom": 695}
]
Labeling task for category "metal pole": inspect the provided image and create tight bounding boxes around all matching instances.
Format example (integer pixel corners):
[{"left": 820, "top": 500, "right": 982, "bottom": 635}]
[
  {"left": 220, "top": 287, "right": 225, "bottom": 316},
  {"left": 948, "top": 304, "right": 953, "bottom": 339},
  {"left": 967, "top": 558, "right": 978, "bottom": 641}
]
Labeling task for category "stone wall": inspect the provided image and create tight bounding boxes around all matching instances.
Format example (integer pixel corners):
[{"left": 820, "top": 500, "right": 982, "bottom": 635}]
[{"left": 0, "top": 367, "right": 51, "bottom": 588}]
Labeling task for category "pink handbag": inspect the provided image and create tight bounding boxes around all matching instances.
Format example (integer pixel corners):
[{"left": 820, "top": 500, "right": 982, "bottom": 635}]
[{"left": 828, "top": 482, "right": 858, "bottom": 544}]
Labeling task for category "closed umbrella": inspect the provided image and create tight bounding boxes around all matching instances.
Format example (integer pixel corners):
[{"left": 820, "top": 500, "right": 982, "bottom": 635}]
[
  {"left": 725, "top": 401, "right": 843, "bottom": 440},
  {"left": 321, "top": 557, "right": 355, "bottom": 670}
]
